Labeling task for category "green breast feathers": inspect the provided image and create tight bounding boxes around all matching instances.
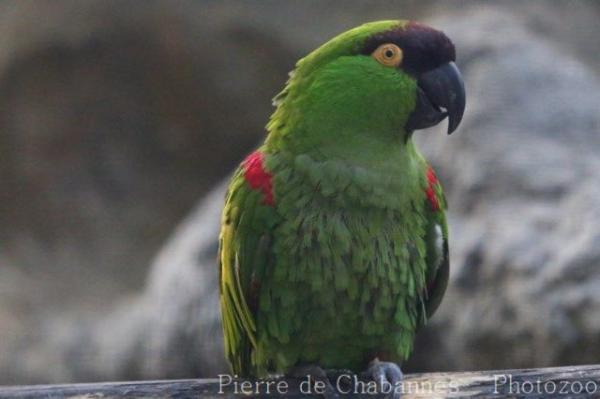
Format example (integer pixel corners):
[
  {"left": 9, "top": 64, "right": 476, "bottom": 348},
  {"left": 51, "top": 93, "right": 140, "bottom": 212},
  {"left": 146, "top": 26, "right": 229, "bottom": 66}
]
[{"left": 220, "top": 149, "right": 448, "bottom": 376}]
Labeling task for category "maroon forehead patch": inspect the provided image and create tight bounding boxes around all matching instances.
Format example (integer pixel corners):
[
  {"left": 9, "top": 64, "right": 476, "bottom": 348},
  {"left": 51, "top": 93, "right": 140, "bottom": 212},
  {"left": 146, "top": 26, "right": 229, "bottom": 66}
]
[{"left": 362, "top": 22, "right": 456, "bottom": 75}]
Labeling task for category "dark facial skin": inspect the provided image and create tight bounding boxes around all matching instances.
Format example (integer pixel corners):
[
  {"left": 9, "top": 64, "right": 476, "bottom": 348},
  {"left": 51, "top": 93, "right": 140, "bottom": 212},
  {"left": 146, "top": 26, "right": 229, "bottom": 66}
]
[
  {"left": 361, "top": 22, "right": 456, "bottom": 76},
  {"left": 361, "top": 22, "right": 465, "bottom": 135}
]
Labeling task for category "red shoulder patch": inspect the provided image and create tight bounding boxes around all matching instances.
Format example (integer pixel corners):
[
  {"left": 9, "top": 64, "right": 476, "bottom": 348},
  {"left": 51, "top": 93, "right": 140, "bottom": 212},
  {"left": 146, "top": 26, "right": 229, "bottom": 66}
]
[
  {"left": 425, "top": 165, "right": 440, "bottom": 211},
  {"left": 242, "top": 151, "right": 275, "bottom": 206}
]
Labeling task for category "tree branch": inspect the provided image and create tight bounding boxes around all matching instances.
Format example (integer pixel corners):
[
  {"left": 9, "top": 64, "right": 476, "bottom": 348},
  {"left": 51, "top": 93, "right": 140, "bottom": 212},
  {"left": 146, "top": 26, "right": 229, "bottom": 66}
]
[{"left": 1, "top": 364, "right": 599, "bottom": 398}]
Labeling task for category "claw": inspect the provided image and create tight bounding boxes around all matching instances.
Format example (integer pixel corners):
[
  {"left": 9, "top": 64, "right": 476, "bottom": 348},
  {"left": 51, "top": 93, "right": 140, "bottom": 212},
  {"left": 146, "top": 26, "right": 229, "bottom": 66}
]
[{"left": 361, "top": 360, "right": 403, "bottom": 399}]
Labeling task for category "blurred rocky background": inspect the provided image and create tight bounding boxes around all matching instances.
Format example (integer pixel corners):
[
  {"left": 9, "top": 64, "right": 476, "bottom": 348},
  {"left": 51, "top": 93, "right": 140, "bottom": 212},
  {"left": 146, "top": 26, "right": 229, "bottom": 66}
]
[{"left": 1, "top": 0, "right": 599, "bottom": 385}]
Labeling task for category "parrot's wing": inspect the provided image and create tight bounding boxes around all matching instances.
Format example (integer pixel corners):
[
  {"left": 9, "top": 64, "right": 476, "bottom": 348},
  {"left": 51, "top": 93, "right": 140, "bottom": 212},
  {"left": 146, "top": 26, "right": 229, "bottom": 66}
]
[
  {"left": 422, "top": 166, "right": 450, "bottom": 320},
  {"left": 219, "top": 162, "right": 279, "bottom": 376}
]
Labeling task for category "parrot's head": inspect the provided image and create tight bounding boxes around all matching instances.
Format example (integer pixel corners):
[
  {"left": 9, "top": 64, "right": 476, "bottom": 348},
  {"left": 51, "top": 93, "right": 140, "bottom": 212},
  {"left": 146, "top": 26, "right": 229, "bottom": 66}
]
[{"left": 266, "top": 20, "right": 466, "bottom": 158}]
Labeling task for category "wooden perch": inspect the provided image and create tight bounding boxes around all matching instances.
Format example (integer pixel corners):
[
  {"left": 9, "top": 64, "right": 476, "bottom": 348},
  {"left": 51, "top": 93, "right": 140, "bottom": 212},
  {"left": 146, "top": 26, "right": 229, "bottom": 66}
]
[{"left": 1, "top": 364, "right": 599, "bottom": 398}]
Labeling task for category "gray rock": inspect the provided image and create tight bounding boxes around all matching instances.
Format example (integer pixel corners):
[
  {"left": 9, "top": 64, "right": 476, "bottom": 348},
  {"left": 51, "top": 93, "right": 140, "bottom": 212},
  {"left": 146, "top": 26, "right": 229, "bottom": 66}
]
[
  {"left": 0, "top": 0, "right": 292, "bottom": 311},
  {"left": 409, "top": 7, "right": 600, "bottom": 371},
  {"left": 0, "top": 0, "right": 291, "bottom": 383}
]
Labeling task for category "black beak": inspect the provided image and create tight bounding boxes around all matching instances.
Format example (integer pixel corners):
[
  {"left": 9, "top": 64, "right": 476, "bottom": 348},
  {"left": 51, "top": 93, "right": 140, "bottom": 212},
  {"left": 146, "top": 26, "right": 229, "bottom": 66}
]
[{"left": 406, "top": 62, "right": 466, "bottom": 135}]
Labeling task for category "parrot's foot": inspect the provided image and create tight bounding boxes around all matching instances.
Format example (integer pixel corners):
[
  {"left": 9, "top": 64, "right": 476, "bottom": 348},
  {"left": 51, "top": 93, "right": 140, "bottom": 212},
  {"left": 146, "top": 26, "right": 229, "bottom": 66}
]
[
  {"left": 361, "top": 359, "right": 403, "bottom": 399},
  {"left": 287, "top": 365, "right": 340, "bottom": 398}
]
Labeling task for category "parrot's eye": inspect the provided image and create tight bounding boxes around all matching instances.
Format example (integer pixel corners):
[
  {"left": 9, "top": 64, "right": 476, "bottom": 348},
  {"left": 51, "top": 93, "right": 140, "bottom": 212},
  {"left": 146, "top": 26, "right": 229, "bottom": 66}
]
[{"left": 371, "top": 43, "right": 403, "bottom": 67}]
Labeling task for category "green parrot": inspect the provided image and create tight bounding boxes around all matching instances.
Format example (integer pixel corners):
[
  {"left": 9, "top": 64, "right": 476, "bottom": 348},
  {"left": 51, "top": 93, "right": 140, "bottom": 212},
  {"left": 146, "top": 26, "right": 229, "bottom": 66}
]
[{"left": 219, "top": 19, "right": 465, "bottom": 394}]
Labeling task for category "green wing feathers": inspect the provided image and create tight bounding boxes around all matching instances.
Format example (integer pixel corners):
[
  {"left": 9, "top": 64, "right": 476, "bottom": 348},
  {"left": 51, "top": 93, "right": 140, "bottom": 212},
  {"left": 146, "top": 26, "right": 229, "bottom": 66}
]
[
  {"left": 219, "top": 165, "right": 279, "bottom": 377},
  {"left": 422, "top": 166, "right": 450, "bottom": 320}
]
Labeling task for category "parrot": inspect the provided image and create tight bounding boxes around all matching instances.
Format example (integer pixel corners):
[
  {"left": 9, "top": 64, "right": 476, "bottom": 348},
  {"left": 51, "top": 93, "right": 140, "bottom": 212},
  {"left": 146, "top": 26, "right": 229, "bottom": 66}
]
[{"left": 219, "top": 19, "right": 465, "bottom": 396}]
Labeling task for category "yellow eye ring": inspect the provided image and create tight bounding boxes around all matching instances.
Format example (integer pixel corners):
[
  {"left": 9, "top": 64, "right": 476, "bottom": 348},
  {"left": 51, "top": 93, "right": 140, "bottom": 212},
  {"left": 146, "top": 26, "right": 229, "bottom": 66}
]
[{"left": 372, "top": 43, "right": 403, "bottom": 67}]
